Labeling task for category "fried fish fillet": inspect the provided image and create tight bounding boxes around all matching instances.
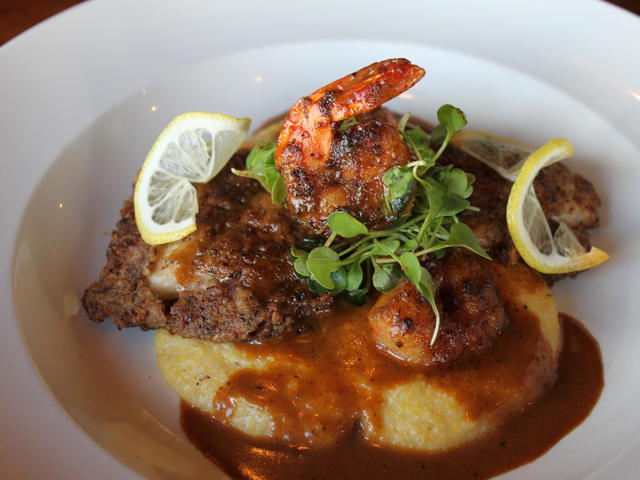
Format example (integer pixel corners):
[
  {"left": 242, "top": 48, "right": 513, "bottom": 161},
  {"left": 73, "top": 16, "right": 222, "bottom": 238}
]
[{"left": 82, "top": 154, "right": 332, "bottom": 342}]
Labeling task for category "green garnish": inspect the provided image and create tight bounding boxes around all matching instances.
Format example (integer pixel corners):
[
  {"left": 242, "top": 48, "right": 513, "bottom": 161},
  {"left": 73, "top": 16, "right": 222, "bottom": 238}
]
[
  {"left": 327, "top": 211, "right": 369, "bottom": 238},
  {"left": 292, "top": 104, "right": 490, "bottom": 346},
  {"left": 231, "top": 142, "right": 286, "bottom": 205},
  {"left": 382, "top": 166, "right": 415, "bottom": 216},
  {"left": 338, "top": 116, "right": 358, "bottom": 132}
]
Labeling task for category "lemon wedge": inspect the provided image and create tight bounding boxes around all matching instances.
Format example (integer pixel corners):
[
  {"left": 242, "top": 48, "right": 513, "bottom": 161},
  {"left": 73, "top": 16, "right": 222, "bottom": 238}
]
[
  {"left": 452, "top": 130, "right": 534, "bottom": 181},
  {"left": 506, "top": 138, "right": 609, "bottom": 274},
  {"left": 134, "top": 112, "right": 251, "bottom": 245}
]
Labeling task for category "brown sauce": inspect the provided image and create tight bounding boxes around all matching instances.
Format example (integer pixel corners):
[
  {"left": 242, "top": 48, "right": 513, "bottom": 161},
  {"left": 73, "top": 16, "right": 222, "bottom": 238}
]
[
  {"left": 181, "top": 312, "right": 603, "bottom": 479},
  {"left": 168, "top": 238, "right": 199, "bottom": 287}
]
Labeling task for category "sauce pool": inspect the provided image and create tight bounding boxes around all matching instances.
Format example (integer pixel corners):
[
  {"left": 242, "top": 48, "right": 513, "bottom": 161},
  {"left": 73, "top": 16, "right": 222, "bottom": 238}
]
[{"left": 180, "top": 314, "right": 603, "bottom": 479}]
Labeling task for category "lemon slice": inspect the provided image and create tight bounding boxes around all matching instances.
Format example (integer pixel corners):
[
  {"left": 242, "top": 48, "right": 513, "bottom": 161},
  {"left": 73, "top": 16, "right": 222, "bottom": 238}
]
[
  {"left": 452, "top": 130, "right": 535, "bottom": 181},
  {"left": 134, "top": 112, "right": 251, "bottom": 245},
  {"left": 506, "top": 138, "right": 609, "bottom": 274}
]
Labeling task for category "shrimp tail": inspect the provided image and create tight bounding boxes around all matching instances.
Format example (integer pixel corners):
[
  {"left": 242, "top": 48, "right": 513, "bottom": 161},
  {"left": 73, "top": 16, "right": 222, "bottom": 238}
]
[{"left": 316, "top": 58, "right": 426, "bottom": 121}]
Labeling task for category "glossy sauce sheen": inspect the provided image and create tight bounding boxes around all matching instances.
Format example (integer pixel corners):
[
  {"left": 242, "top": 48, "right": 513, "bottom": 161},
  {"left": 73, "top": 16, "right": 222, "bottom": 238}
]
[
  {"left": 181, "top": 313, "right": 603, "bottom": 479},
  {"left": 168, "top": 238, "right": 199, "bottom": 287}
]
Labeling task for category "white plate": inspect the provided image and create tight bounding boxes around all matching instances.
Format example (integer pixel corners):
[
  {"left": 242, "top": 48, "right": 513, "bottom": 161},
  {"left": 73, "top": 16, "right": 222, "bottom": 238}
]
[{"left": 2, "top": 0, "right": 639, "bottom": 478}]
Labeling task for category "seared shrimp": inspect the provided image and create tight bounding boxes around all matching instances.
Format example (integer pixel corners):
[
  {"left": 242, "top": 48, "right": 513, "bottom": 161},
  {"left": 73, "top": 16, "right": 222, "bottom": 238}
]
[
  {"left": 275, "top": 58, "right": 425, "bottom": 231},
  {"left": 368, "top": 250, "right": 508, "bottom": 367}
]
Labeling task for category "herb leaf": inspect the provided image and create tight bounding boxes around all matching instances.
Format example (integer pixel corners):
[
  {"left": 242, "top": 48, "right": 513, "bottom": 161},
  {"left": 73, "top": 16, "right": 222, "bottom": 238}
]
[
  {"left": 399, "top": 252, "right": 421, "bottom": 285},
  {"left": 367, "top": 238, "right": 401, "bottom": 257},
  {"left": 404, "top": 126, "right": 435, "bottom": 160},
  {"left": 383, "top": 166, "right": 416, "bottom": 216},
  {"left": 372, "top": 263, "right": 402, "bottom": 292},
  {"left": 339, "top": 116, "right": 358, "bottom": 132},
  {"left": 437, "top": 104, "right": 467, "bottom": 134},
  {"left": 346, "top": 261, "right": 364, "bottom": 290},
  {"left": 271, "top": 175, "right": 286, "bottom": 205},
  {"left": 430, "top": 124, "right": 448, "bottom": 145},
  {"left": 410, "top": 266, "right": 436, "bottom": 307},
  {"left": 306, "top": 247, "right": 342, "bottom": 289},
  {"left": 291, "top": 248, "right": 310, "bottom": 277},
  {"left": 330, "top": 267, "right": 348, "bottom": 294},
  {"left": 231, "top": 142, "right": 286, "bottom": 205},
  {"left": 415, "top": 267, "right": 440, "bottom": 346},
  {"left": 327, "top": 211, "right": 369, "bottom": 238},
  {"left": 439, "top": 222, "right": 491, "bottom": 259},
  {"left": 437, "top": 168, "right": 473, "bottom": 198},
  {"left": 439, "top": 194, "right": 470, "bottom": 217}
]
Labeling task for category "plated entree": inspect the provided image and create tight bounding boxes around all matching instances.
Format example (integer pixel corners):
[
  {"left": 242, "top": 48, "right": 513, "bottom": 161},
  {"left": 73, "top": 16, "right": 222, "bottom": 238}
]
[{"left": 83, "top": 59, "right": 607, "bottom": 479}]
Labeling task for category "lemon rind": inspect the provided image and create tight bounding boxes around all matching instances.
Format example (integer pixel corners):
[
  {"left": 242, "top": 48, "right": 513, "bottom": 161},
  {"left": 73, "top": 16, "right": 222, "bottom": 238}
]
[
  {"left": 133, "top": 113, "right": 251, "bottom": 246},
  {"left": 506, "top": 138, "right": 608, "bottom": 274}
]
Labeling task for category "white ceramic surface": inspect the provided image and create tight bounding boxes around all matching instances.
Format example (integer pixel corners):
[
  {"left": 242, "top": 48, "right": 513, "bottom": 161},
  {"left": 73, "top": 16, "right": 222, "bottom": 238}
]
[{"left": 2, "top": 1, "right": 640, "bottom": 479}]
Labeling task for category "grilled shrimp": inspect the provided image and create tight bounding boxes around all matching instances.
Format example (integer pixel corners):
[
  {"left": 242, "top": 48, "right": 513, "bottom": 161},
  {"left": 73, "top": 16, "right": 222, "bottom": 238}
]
[
  {"left": 368, "top": 250, "right": 508, "bottom": 367},
  {"left": 275, "top": 58, "right": 425, "bottom": 231}
]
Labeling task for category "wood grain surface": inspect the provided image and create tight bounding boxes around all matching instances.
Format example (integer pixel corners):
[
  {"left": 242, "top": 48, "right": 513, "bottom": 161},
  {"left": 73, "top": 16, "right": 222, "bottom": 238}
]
[{"left": 0, "top": 0, "right": 638, "bottom": 46}]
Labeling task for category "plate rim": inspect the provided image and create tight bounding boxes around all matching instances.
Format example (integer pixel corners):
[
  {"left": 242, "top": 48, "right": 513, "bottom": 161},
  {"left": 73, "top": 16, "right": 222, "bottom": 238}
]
[{"left": 2, "top": 1, "right": 639, "bottom": 478}]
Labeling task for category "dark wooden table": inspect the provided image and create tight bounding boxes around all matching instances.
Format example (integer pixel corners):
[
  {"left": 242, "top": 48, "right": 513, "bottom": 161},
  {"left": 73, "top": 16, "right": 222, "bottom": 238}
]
[{"left": 1, "top": 0, "right": 638, "bottom": 46}]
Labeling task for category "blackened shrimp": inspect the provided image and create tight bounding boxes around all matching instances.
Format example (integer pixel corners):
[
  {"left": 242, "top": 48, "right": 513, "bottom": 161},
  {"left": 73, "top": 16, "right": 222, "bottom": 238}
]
[
  {"left": 368, "top": 250, "right": 508, "bottom": 367},
  {"left": 275, "top": 58, "right": 425, "bottom": 231}
]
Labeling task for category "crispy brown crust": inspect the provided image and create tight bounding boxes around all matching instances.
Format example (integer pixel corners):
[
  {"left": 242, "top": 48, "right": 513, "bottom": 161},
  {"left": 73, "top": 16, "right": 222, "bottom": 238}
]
[
  {"left": 82, "top": 154, "right": 332, "bottom": 342},
  {"left": 167, "top": 284, "right": 293, "bottom": 342},
  {"left": 535, "top": 162, "right": 600, "bottom": 229},
  {"left": 82, "top": 199, "right": 167, "bottom": 331},
  {"left": 325, "top": 109, "right": 416, "bottom": 229}
]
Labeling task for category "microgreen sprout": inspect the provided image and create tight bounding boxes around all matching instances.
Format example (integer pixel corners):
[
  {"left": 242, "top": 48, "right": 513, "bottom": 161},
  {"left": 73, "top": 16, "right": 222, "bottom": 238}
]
[{"left": 231, "top": 142, "right": 286, "bottom": 205}]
